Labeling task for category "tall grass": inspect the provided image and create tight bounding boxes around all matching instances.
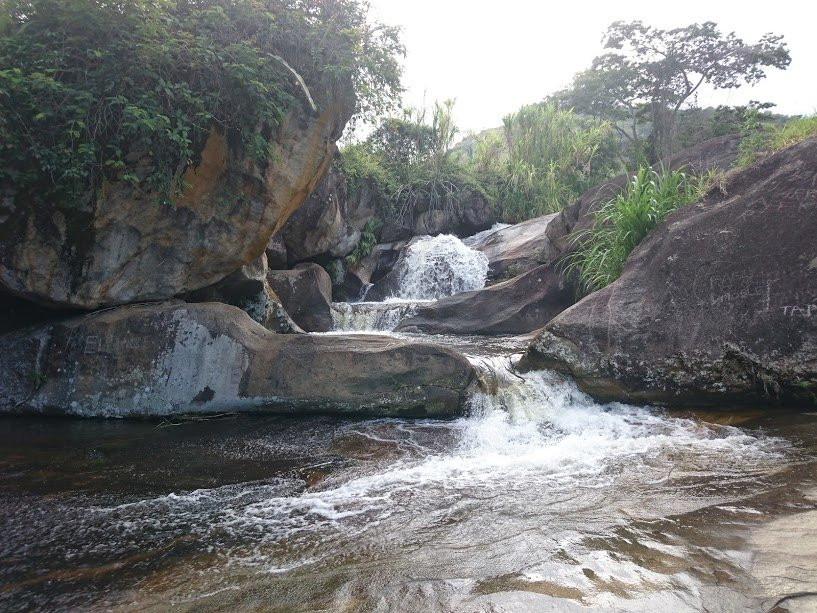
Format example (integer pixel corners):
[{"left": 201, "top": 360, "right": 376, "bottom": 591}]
[
  {"left": 565, "top": 167, "right": 713, "bottom": 294},
  {"left": 498, "top": 103, "right": 619, "bottom": 222},
  {"left": 738, "top": 113, "right": 817, "bottom": 166}
]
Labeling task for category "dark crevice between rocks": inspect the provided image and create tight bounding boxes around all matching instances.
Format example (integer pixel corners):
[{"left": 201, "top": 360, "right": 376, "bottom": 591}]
[{"left": 0, "top": 290, "right": 85, "bottom": 336}]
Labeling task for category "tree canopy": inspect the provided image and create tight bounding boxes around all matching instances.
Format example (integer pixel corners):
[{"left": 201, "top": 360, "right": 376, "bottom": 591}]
[{"left": 554, "top": 21, "right": 791, "bottom": 161}]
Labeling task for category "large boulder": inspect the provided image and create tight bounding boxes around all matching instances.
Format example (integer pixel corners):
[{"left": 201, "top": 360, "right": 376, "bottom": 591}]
[
  {"left": 467, "top": 214, "right": 560, "bottom": 280},
  {"left": 395, "top": 264, "right": 577, "bottom": 335},
  {"left": 280, "top": 155, "right": 360, "bottom": 263},
  {"left": 522, "top": 137, "right": 817, "bottom": 409},
  {"left": 0, "top": 302, "right": 477, "bottom": 417},
  {"left": 265, "top": 233, "right": 289, "bottom": 270},
  {"left": 182, "top": 254, "right": 301, "bottom": 334},
  {"left": 0, "top": 99, "right": 353, "bottom": 310},
  {"left": 266, "top": 263, "right": 333, "bottom": 332},
  {"left": 378, "top": 190, "right": 495, "bottom": 242}
]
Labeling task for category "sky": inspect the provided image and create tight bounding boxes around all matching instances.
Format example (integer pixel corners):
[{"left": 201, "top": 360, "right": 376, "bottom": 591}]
[{"left": 367, "top": 0, "right": 817, "bottom": 135}]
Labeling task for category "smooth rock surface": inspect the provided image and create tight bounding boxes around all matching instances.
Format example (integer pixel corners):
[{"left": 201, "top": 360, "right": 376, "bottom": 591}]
[
  {"left": 0, "top": 99, "right": 353, "bottom": 309},
  {"left": 266, "top": 263, "right": 333, "bottom": 332},
  {"left": 523, "top": 137, "right": 817, "bottom": 409},
  {"left": 396, "top": 265, "right": 577, "bottom": 335},
  {"left": 280, "top": 156, "right": 360, "bottom": 263},
  {"left": 467, "top": 214, "right": 560, "bottom": 280},
  {"left": 0, "top": 302, "right": 476, "bottom": 417}
]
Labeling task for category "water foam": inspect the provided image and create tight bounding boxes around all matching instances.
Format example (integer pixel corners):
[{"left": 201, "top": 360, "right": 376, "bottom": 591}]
[
  {"left": 94, "top": 371, "right": 785, "bottom": 547},
  {"left": 396, "top": 234, "right": 488, "bottom": 300}
]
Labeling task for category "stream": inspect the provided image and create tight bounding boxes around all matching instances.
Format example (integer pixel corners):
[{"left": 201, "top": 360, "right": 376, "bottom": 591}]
[{"left": 1, "top": 233, "right": 816, "bottom": 612}]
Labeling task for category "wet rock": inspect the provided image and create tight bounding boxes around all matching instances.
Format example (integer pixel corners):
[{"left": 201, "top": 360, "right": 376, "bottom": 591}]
[
  {"left": 467, "top": 214, "right": 560, "bottom": 280},
  {"left": 182, "top": 254, "right": 301, "bottom": 333},
  {"left": 0, "top": 98, "right": 354, "bottom": 309},
  {"left": 522, "top": 137, "right": 817, "bottom": 409},
  {"left": 383, "top": 189, "right": 495, "bottom": 240},
  {"left": 266, "top": 263, "right": 333, "bottom": 332},
  {"left": 395, "top": 265, "right": 577, "bottom": 335},
  {"left": 0, "top": 302, "right": 476, "bottom": 417}
]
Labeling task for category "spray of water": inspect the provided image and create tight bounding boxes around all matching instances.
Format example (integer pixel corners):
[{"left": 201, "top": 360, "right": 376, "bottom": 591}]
[{"left": 396, "top": 234, "right": 488, "bottom": 300}]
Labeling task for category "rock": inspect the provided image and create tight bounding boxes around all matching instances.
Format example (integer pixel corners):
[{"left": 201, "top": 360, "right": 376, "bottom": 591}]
[
  {"left": 467, "top": 214, "right": 560, "bottom": 280},
  {"left": 0, "top": 302, "right": 477, "bottom": 417},
  {"left": 0, "top": 98, "right": 354, "bottom": 309},
  {"left": 343, "top": 239, "right": 408, "bottom": 302},
  {"left": 522, "top": 137, "right": 817, "bottom": 409},
  {"left": 182, "top": 254, "right": 301, "bottom": 333},
  {"left": 280, "top": 154, "right": 360, "bottom": 263},
  {"left": 395, "top": 265, "right": 577, "bottom": 335},
  {"left": 266, "top": 263, "right": 333, "bottom": 332},
  {"left": 265, "top": 233, "right": 289, "bottom": 270}
]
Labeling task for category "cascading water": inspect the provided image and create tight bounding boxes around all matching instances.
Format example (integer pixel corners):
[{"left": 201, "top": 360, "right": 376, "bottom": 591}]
[
  {"left": 4, "top": 223, "right": 813, "bottom": 612},
  {"left": 331, "top": 233, "right": 489, "bottom": 332},
  {"left": 395, "top": 234, "right": 489, "bottom": 300}
]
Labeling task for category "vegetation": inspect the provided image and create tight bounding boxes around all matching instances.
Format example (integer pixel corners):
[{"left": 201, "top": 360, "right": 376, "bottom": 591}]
[
  {"left": 565, "top": 167, "right": 714, "bottom": 293},
  {"left": 0, "top": 0, "right": 403, "bottom": 206},
  {"left": 553, "top": 21, "right": 791, "bottom": 162},
  {"left": 341, "top": 99, "right": 485, "bottom": 228},
  {"left": 342, "top": 100, "right": 621, "bottom": 231},
  {"left": 345, "top": 218, "right": 381, "bottom": 267},
  {"left": 492, "top": 103, "right": 619, "bottom": 221},
  {"left": 738, "top": 113, "right": 817, "bottom": 166}
]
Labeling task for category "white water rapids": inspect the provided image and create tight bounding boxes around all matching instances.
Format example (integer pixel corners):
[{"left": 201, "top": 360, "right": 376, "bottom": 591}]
[{"left": 31, "top": 364, "right": 789, "bottom": 610}]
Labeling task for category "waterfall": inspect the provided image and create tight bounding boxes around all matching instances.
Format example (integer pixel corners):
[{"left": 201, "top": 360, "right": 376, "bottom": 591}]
[
  {"left": 396, "top": 234, "right": 488, "bottom": 300},
  {"left": 331, "top": 234, "right": 489, "bottom": 332}
]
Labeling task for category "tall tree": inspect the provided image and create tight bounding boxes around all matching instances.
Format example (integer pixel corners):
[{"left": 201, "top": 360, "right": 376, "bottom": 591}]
[{"left": 555, "top": 21, "right": 791, "bottom": 162}]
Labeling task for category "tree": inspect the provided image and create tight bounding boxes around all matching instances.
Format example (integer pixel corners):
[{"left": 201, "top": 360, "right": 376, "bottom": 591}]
[{"left": 555, "top": 21, "right": 791, "bottom": 161}]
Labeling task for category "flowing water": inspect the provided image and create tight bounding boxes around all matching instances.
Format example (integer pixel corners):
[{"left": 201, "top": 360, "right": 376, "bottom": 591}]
[{"left": 2, "top": 233, "right": 817, "bottom": 612}]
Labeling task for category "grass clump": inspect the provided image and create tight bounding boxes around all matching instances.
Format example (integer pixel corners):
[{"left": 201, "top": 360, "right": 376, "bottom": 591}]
[
  {"left": 738, "top": 113, "right": 817, "bottom": 166},
  {"left": 565, "top": 167, "right": 713, "bottom": 294}
]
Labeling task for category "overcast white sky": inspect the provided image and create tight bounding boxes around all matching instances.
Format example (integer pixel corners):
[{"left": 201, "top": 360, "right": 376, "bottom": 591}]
[{"left": 368, "top": 0, "right": 817, "bottom": 134}]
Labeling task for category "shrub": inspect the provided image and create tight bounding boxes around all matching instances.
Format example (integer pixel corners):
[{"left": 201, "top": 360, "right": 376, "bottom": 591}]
[
  {"left": 565, "top": 167, "right": 713, "bottom": 294},
  {"left": 341, "top": 99, "right": 487, "bottom": 226},
  {"left": 0, "top": 0, "right": 403, "bottom": 207}
]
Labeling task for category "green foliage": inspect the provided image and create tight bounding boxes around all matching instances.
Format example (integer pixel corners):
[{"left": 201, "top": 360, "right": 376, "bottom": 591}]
[
  {"left": 345, "top": 218, "right": 381, "bottom": 267},
  {"left": 342, "top": 99, "right": 485, "bottom": 226},
  {"left": 738, "top": 113, "right": 817, "bottom": 166},
  {"left": 565, "top": 167, "right": 713, "bottom": 294},
  {"left": 495, "top": 103, "right": 620, "bottom": 222},
  {"left": 0, "top": 0, "right": 403, "bottom": 207}
]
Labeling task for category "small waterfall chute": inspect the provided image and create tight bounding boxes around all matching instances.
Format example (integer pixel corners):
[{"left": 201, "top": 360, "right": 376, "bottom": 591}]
[{"left": 396, "top": 234, "right": 489, "bottom": 300}]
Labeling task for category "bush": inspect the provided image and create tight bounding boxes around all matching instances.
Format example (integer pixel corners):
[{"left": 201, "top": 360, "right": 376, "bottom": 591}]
[
  {"left": 341, "top": 99, "right": 486, "bottom": 227},
  {"left": 0, "top": 0, "right": 402, "bottom": 206},
  {"left": 565, "top": 167, "right": 713, "bottom": 293}
]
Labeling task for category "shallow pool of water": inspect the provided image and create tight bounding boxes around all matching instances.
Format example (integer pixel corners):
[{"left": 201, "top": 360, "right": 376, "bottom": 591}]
[{"left": 2, "top": 362, "right": 816, "bottom": 612}]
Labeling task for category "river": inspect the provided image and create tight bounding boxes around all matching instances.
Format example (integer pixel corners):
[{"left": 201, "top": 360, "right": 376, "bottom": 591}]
[{"left": 1, "top": 233, "right": 816, "bottom": 612}]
